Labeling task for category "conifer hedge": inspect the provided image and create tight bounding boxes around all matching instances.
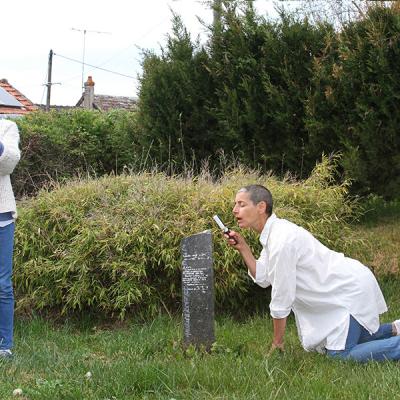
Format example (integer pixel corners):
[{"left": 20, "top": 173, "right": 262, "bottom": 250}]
[
  {"left": 138, "top": 1, "right": 400, "bottom": 198},
  {"left": 306, "top": 6, "right": 400, "bottom": 198}
]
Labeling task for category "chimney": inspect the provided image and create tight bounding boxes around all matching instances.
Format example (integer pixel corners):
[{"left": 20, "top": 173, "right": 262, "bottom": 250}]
[{"left": 83, "top": 76, "right": 95, "bottom": 109}]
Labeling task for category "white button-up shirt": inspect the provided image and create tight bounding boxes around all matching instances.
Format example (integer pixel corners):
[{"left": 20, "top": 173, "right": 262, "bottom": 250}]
[{"left": 250, "top": 213, "right": 388, "bottom": 352}]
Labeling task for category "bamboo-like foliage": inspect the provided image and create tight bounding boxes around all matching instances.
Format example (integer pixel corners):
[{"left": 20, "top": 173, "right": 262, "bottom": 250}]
[{"left": 14, "top": 157, "right": 362, "bottom": 319}]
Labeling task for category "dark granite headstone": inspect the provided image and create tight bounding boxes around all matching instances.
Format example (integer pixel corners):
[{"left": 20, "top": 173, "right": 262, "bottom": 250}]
[{"left": 181, "top": 230, "right": 215, "bottom": 350}]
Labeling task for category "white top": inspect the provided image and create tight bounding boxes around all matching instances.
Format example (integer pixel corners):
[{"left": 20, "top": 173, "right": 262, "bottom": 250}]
[
  {"left": 250, "top": 213, "right": 388, "bottom": 352},
  {"left": 0, "top": 120, "right": 21, "bottom": 218}
]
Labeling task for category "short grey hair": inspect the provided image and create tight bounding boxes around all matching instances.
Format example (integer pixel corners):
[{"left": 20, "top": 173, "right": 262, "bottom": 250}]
[{"left": 238, "top": 184, "right": 273, "bottom": 215}]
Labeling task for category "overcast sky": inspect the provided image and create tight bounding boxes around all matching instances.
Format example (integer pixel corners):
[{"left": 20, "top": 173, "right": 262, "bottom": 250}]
[{"left": 1, "top": 1, "right": 291, "bottom": 106}]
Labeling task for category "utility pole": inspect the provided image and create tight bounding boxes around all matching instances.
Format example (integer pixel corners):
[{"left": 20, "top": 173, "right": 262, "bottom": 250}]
[
  {"left": 45, "top": 49, "right": 53, "bottom": 112},
  {"left": 71, "top": 28, "right": 111, "bottom": 91}
]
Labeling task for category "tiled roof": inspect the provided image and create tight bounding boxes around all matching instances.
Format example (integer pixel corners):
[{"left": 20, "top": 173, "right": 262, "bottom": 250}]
[
  {"left": 0, "top": 79, "right": 38, "bottom": 115},
  {"left": 93, "top": 94, "right": 137, "bottom": 111},
  {"left": 76, "top": 94, "right": 137, "bottom": 111}
]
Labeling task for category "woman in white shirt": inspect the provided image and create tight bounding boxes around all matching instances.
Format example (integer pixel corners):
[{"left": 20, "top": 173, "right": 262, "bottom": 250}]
[
  {"left": 224, "top": 184, "right": 400, "bottom": 362},
  {"left": 0, "top": 119, "right": 21, "bottom": 359}
]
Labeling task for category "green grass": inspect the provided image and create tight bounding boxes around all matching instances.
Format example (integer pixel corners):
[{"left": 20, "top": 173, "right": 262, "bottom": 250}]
[
  {"left": 351, "top": 197, "right": 400, "bottom": 276},
  {"left": 1, "top": 291, "right": 399, "bottom": 400},
  {"left": 1, "top": 201, "right": 399, "bottom": 400}
]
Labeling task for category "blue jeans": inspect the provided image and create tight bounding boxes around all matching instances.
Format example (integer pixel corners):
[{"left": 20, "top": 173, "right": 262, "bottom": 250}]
[
  {"left": 0, "top": 223, "right": 14, "bottom": 350},
  {"left": 327, "top": 315, "right": 400, "bottom": 362}
]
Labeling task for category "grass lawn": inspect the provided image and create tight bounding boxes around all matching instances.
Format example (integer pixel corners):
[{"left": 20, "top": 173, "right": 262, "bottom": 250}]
[
  {"left": 1, "top": 202, "right": 399, "bottom": 400},
  {"left": 352, "top": 199, "right": 400, "bottom": 277}
]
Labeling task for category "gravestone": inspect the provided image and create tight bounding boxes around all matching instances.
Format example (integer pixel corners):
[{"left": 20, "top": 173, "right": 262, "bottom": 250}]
[{"left": 181, "top": 230, "right": 215, "bottom": 350}]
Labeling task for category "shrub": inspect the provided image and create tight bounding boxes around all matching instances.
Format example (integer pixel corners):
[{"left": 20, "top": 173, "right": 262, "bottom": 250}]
[
  {"left": 137, "top": 14, "right": 219, "bottom": 170},
  {"left": 14, "top": 109, "right": 141, "bottom": 198},
  {"left": 138, "top": 3, "right": 334, "bottom": 177},
  {"left": 13, "top": 157, "right": 362, "bottom": 319},
  {"left": 305, "top": 5, "right": 400, "bottom": 198},
  {"left": 138, "top": 1, "right": 400, "bottom": 198}
]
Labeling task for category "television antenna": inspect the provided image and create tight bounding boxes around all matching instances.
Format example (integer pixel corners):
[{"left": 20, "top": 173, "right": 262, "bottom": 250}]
[{"left": 71, "top": 28, "right": 111, "bottom": 90}]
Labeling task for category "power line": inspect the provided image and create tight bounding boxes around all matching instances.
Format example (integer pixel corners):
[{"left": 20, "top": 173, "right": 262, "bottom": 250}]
[
  {"left": 57, "top": 19, "right": 168, "bottom": 86},
  {"left": 95, "top": 17, "right": 169, "bottom": 69},
  {"left": 53, "top": 52, "right": 138, "bottom": 80}
]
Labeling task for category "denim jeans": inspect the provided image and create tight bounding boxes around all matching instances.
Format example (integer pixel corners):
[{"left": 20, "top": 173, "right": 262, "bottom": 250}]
[
  {"left": 327, "top": 315, "right": 400, "bottom": 362},
  {"left": 0, "top": 222, "right": 14, "bottom": 350}
]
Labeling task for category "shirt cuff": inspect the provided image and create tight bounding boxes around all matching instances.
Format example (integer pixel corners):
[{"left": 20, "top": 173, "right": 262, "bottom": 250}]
[
  {"left": 248, "top": 260, "right": 271, "bottom": 288},
  {"left": 270, "top": 307, "right": 291, "bottom": 319}
]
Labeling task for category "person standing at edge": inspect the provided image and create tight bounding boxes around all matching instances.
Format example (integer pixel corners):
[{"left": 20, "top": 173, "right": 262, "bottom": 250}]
[
  {"left": 0, "top": 119, "right": 21, "bottom": 359},
  {"left": 224, "top": 184, "right": 400, "bottom": 362}
]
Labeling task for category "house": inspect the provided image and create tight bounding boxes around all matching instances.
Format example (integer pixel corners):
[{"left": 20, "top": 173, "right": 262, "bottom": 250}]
[
  {"left": 1, "top": 76, "right": 137, "bottom": 114},
  {"left": 76, "top": 76, "right": 137, "bottom": 112},
  {"left": 0, "top": 79, "right": 38, "bottom": 119}
]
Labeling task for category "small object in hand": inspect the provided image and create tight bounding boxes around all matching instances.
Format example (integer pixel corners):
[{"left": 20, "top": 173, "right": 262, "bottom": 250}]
[{"left": 212, "top": 215, "right": 238, "bottom": 244}]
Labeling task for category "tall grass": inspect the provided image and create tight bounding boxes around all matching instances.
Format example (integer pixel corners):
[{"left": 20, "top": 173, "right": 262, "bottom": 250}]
[{"left": 350, "top": 196, "right": 400, "bottom": 277}]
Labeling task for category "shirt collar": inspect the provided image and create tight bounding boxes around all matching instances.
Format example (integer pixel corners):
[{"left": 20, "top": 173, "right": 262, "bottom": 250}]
[{"left": 259, "top": 213, "right": 277, "bottom": 246}]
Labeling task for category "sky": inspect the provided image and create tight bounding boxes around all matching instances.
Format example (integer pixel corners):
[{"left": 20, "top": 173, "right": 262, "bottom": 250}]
[{"left": 2, "top": 0, "right": 288, "bottom": 106}]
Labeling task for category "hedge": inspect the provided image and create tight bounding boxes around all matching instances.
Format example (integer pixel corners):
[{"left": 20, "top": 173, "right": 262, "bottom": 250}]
[{"left": 14, "top": 157, "right": 363, "bottom": 318}]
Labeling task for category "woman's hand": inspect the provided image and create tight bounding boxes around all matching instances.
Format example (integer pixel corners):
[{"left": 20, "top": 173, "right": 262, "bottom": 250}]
[{"left": 223, "top": 230, "right": 246, "bottom": 250}]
